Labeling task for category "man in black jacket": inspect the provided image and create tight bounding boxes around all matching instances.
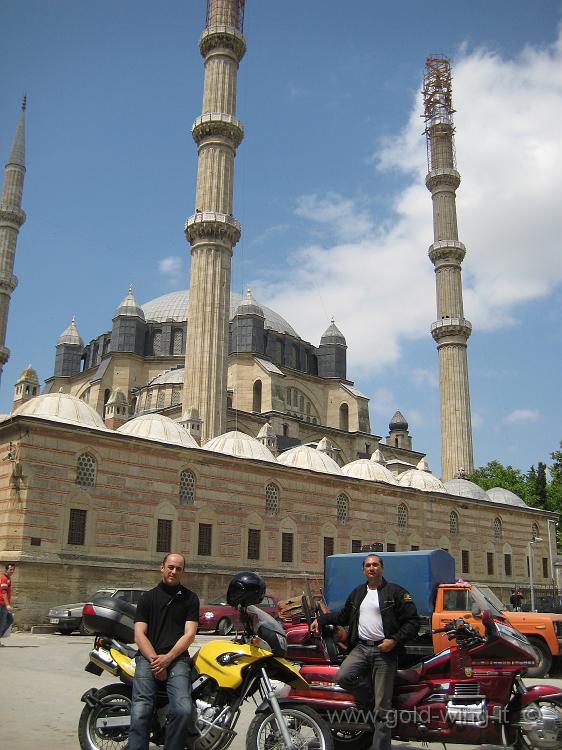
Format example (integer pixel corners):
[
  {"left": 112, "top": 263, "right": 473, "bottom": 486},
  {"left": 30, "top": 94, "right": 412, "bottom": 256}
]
[{"left": 314, "top": 554, "right": 420, "bottom": 750}]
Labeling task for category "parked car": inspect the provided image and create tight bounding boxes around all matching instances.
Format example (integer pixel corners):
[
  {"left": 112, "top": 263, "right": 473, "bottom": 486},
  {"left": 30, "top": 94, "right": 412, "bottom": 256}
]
[
  {"left": 199, "top": 594, "right": 278, "bottom": 635},
  {"left": 47, "top": 588, "right": 147, "bottom": 634}
]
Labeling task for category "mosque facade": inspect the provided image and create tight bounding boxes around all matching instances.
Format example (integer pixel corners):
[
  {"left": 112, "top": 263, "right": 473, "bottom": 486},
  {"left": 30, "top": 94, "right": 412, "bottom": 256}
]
[{"left": 0, "top": 0, "right": 558, "bottom": 625}]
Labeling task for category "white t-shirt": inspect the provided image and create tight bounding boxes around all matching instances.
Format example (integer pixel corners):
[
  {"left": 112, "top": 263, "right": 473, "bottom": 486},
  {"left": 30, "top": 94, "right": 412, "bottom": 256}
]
[{"left": 357, "top": 587, "right": 385, "bottom": 641}]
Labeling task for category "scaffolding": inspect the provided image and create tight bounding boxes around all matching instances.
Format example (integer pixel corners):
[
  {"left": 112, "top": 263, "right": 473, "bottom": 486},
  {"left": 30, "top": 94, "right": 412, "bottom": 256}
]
[
  {"left": 422, "top": 56, "right": 456, "bottom": 171},
  {"left": 205, "top": 0, "right": 245, "bottom": 32}
]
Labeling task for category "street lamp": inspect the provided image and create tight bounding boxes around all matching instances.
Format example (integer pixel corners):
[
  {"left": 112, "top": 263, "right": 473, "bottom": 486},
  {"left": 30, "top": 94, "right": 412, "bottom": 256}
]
[
  {"left": 547, "top": 519, "right": 558, "bottom": 592},
  {"left": 528, "top": 536, "right": 543, "bottom": 612}
]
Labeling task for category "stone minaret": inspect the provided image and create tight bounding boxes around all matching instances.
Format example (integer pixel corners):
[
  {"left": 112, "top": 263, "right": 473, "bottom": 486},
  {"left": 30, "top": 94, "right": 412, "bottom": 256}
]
[
  {"left": 423, "top": 57, "right": 473, "bottom": 482},
  {"left": 182, "top": 0, "right": 245, "bottom": 442},
  {"left": 0, "top": 98, "right": 27, "bottom": 383}
]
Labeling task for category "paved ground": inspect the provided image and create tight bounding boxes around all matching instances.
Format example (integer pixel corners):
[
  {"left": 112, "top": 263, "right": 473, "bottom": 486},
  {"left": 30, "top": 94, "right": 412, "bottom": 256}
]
[{"left": 0, "top": 631, "right": 561, "bottom": 749}]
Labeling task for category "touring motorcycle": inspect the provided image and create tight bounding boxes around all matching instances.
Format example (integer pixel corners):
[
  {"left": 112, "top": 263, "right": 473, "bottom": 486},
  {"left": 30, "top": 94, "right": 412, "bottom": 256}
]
[
  {"left": 282, "top": 605, "right": 562, "bottom": 750},
  {"left": 78, "top": 573, "right": 332, "bottom": 750}
]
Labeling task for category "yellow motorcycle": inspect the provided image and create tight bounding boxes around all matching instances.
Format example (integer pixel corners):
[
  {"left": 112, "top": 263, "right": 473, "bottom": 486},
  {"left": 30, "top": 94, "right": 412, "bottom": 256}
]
[{"left": 78, "top": 579, "right": 332, "bottom": 750}]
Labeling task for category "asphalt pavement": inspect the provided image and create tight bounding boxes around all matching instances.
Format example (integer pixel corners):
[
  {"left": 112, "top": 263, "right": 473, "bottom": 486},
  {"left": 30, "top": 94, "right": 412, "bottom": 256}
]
[{"left": 0, "top": 631, "right": 560, "bottom": 750}]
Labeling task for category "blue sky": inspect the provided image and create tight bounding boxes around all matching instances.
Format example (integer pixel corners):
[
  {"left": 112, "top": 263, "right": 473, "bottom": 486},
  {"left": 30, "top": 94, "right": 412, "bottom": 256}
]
[{"left": 1, "top": 0, "right": 561, "bottom": 478}]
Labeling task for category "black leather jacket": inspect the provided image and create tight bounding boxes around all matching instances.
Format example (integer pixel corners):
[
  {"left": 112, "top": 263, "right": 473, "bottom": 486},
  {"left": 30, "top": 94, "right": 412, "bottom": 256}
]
[{"left": 318, "top": 577, "right": 420, "bottom": 652}]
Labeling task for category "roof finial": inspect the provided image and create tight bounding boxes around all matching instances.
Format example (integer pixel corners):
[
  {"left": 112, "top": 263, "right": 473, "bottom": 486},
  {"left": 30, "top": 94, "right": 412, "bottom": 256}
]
[{"left": 21, "top": 95, "right": 27, "bottom": 112}]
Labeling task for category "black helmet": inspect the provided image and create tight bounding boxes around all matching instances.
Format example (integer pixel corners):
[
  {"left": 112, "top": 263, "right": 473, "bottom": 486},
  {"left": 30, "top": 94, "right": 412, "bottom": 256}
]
[{"left": 227, "top": 571, "right": 266, "bottom": 607}]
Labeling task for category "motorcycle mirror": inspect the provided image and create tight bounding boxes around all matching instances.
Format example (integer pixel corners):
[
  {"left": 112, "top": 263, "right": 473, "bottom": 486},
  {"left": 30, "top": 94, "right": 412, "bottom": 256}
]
[{"left": 471, "top": 603, "right": 482, "bottom": 618}]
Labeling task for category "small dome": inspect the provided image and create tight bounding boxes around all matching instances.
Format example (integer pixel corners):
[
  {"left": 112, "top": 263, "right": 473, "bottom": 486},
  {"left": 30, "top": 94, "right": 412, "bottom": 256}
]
[
  {"left": 389, "top": 410, "right": 408, "bottom": 431},
  {"left": 235, "top": 288, "right": 264, "bottom": 318},
  {"left": 277, "top": 444, "right": 342, "bottom": 475},
  {"left": 113, "top": 287, "right": 145, "bottom": 320},
  {"left": 342, "top": 459, "right": 397, "bottom": 484},
  {"left": 204, "top": 430, "right": 276, "bottom": 462},
  {"left": 370, "top": 449, "right": 386, "bottom": 465},
  {"left": 148, "top": 368, "right": 185, "bottom": 386},
  {"left": 57, "top": 318, "right": 83, "bottom": 347},
  {"left": 487, "top": 487, "right": 528, "bottom": 507},
  {"left": 399, "top": 461, "right": 446, "bottom": 492},
  {"left": 117, "top": 413, "right": 198, "bottom": 448},
  {"left": 15, "top": 363, "right": 39, "bottom": 385},
  {"left": 320, "top": 319, "right": 346, "bottom": 346},
  {"left": 12, "top": 392, "right": 108, "bottom": 430},
  {"left": 444, "top": 478, "right": 489, "bottom": 502}
]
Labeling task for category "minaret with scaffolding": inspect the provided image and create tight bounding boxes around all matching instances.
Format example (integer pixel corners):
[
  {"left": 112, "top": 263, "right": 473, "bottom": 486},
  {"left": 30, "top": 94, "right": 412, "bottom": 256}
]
[
  {"left": 182, "top": 0, "right": 245, "bottom": 442},
  {"left": 423, "top": 57, "right": 474, "bottom": 481},
  {"left": 0, "top": 98, "right": 27, "bottom": 384}
]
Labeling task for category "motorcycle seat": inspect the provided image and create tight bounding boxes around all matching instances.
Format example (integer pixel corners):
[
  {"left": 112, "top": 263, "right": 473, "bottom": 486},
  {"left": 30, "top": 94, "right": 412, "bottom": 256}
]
[{"left": 395, "top": 665, "right": 422, "bottom": 685}]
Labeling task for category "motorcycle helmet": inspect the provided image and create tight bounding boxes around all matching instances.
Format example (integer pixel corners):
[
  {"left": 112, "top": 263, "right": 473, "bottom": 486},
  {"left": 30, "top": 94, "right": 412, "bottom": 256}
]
[{"left": 227, "top": 571, "right": 266, "bottom": 607}]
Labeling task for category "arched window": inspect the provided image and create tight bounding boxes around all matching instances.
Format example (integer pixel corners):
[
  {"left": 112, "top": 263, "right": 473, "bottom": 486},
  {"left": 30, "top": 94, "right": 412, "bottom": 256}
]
[
  {"left": 265, "top": 483, "right": 280, "bottom": 516},
  {"left": 336, "top": 494, "right": 349, "bottom": 525},
  {"left": 531, "top": 522, "right": 540, "bottom": 540},
  {"left": 449, "top": 510, "right": 459, "bottom": 535},
  {"left": 253, "top": 380, "right": 262, "bottom": 412},
  {"left": 339, "top": 403, "right": 349, "bottom": 431},
  {"left": 104, "top": 388, "right": 111, "bottom": 405},
  {"left": 179, "top": 470, "right": 196, "bottom": 505},
  {"left": 398, "top": 503, "right": 408, "bottom": 530},
  {"left": 76, "top": 453, "right": 97, "bottom": 488},
  {"left": 493, "top": 517, "right": 502, "bottom": 539}
]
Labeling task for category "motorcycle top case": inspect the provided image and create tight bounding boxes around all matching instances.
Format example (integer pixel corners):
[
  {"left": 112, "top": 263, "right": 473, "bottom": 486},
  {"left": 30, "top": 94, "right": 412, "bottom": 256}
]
[
  {"left": 324, "top": 549, "right": 455, "bottom": 616},
  {"left": 82, "top": 596, "right": 136, "bottom": 642}
]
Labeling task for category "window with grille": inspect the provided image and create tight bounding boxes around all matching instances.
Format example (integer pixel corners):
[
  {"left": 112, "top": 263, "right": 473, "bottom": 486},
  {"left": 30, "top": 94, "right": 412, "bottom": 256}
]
[
  {"left": 532, "top": 522, "right": 539, "bottom": 539},
  {"left": 198, "top": 523, "right": 212, "bottom": 556},
  {"left": 156, "top": 519, "right": 172, "bottom": 553},
  {"left": 282, "top": 532, "right": 294, "bottom": 563},
  {"left": 487, "top": 552, "right": 494, "bottom": 575},
  {"left": 397, "top": 503, "right": 408, "bottom": 530},
  {"left": 336, "top": 494, "right": 349, "bottom": 525},
  {"left": 387, "top": 543, "right": 396, "bottom": 552},
  {"left": 172, "top": 329, "right": 183, "bottom": 355},
  {"left": 171, "top": 387, "right": 181, "bottom": 406},
  {"left": 179, "top": 470, "right": 196, "bottom": 504},
  {"left": 153, "top": 331, "right": 162, "bottom": 356},
  {"left": 68, "top": 508, "right": 87, "bottom": 545},
  {"left": 493, "top": 517, "right": 502, "bottom": 539},
  {"left": 323, "top": 537, "right": 334, "bottom": 559},
  {"left": 76, "top": 453, "right": 97, "bottom": 488},
  {"left": 351, "top": 539, "right": 362, "bottom": 553},
  {"left": 461, "top": 549, "right": 470, "bottom": 575},
  {"left": 265, "top": 483, "right": 279, "bottom": 516},
  {"left": 449, "top": 511, "right": 459, "bottom": 535},
  {"left": 248, "top": 529, "right": 260, "bottom": 560},
  {"left": 504, "top": 553, "right": 512, "bottom": 577},
  {"left": 411, "top": 545, "right": 420, "bottom": 551},
  {"left": 157, "top": 389, "right": 165, "bottom": 408},
  {"left": 542, "top": 557, "right": 549, "bottom": 578}
]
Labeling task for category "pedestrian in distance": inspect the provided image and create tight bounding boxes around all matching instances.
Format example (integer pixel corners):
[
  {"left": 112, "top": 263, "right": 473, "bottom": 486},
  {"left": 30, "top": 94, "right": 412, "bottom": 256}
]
[
  {"left": 312, "top": 553, "right": 420, "bottom": 750},
  {"left": 510, "top": 587, "right": 524, "bottom": 612},
  {"left": 128, "top": 552, "right": 200, "bottom": 750},
  {"left": 0, "top": 562, "right": 15, "bottom": 644}
]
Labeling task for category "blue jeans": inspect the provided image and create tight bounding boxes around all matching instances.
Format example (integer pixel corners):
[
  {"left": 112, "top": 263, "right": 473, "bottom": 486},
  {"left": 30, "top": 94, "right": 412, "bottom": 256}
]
[
  {"left": 128, "top": 654, "right": 196, "bottom": 750},
  {"left": 0, "top": 605, "right": 13, "bottom": 637}
]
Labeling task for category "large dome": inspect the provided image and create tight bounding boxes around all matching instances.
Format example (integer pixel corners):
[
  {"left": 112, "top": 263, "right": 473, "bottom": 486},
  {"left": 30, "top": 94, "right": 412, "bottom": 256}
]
[
  {"left": 342, "top": 459, "right": 397, "bottom": 484},
  {"left": 117, "top": 413, "right": 199, "bottom": 448},
  {"left": 12, "top": 392, "right": 108, "bottom": 430},
  {"left": 277, "top": 445, "right": 342, "bottom": 475},
  {"left": 204, "top": 430, "right": 276, "bottom": 462},
  {"left": 142, "top": 290, "right": 299, "bottom": 338},
  {"left": 486, "top": 487, "right": 528, "bottom": 507}
]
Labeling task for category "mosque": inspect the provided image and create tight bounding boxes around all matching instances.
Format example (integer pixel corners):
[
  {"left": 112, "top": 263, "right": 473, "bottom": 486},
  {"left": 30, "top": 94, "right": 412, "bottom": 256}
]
[{"left": 0, "top": 1, "right": 557, "bottom": 625}]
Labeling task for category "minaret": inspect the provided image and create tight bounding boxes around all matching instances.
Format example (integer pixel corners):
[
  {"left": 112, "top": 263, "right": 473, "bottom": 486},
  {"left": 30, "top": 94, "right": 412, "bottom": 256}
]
[
  {"left": 182, "top": 0, "right": 245, "bottom": 442},
  {"left": 423, "top": 57, "right": 473, "bottom": 481},
  {"left": 0, "top": 98, "right": 27, "bottom": 383}
]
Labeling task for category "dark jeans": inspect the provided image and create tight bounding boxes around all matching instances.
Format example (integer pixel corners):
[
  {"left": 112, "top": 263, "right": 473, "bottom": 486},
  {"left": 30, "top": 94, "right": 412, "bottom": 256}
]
[
  {"left": 128, "top": 653, "right": 196, "bottom": 750},
  {"left": 336, "top": 642, "right": 397, "bottom": 750},
  {"left": 0, "top": 605, "right": 13, "bottom": 637}
]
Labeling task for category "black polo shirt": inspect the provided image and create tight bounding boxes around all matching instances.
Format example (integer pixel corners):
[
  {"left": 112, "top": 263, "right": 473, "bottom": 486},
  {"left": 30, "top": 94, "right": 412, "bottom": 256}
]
[{"left": 135, "top": 581, "right": 199, "bottom": 654}]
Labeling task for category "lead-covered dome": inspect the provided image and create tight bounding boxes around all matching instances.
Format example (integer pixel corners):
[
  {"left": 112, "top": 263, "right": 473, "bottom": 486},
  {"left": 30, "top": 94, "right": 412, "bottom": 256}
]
[
  {"left": 320, "top": 319, "right": 346, "bottom": 346},
  {"left": 117, "top": 413, "right": 198, "bottom": 448},
  {"left": 56, "top": 318, "right": 83, "bottom": 347},
  {"left": 235, "top": 288, "right": 265, "bottom": 318},
  {"left": 399, "top": 458, "right": 445, "bottom": 492},
  {"left": 142, "top": 290, "right": 299, "bottom": 338},
  {"left": 444, "top": 478, "right": 489, "bottom": 502},
  {"left": 204, "top": 430, "right": 276, "bottom": 462},
  {"left": 389, "top": 410, "right": 408, "bottom": 431},
  {"left": 12, "top": 392, "right": 107, "bottom": 430},
  {"left": 342, "top": 459, "right": 397, "bottom": 484},
  {"left": 277, "top": 445, "right": 342, "bottom": 475},
  {"left": 113, "top": 286, "right": 145, "bottom": 320},
  {"left": 486, "top": 487, "right": 528, "bottom": 507}
]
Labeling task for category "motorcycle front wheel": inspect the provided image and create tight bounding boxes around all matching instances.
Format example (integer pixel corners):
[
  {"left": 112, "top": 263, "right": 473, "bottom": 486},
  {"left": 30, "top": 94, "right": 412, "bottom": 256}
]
[
  {"left": 247, "top": 705, "right": 333, "bottom": 750},
  {"left": 78, "top": 683, "right": 132, "bottom": 750}
]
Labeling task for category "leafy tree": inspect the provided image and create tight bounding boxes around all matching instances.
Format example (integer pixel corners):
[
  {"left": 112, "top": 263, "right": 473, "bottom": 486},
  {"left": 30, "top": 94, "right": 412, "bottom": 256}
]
[
  {"left": 547, "top": 441, "right": 562, "bottom": 515},
  {"left": 468, "top": 460, "right": 535, "bottom": 505},
  {"left": 535, "top": 462, "right": 548, "bottom": 508}
]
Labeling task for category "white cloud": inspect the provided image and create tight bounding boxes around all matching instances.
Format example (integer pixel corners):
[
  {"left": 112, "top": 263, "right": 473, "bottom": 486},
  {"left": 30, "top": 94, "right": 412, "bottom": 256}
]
[
  {"left": 252, "top": 29, "right": 562, "bottom": 373},
  {"left": 411, "top": 368, "right": 438, "bottom": 389},
  {"left": 504, "top": 409, "right": 541, "bottom": 424},
  {"left": 159, "top": 255, "right": 184, "bottom": 286}
]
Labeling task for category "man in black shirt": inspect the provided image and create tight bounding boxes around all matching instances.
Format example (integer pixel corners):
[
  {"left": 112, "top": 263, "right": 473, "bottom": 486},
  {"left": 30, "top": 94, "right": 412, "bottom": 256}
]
[{"left": 128, "top": 552, "right": 200, "bottom": 750}]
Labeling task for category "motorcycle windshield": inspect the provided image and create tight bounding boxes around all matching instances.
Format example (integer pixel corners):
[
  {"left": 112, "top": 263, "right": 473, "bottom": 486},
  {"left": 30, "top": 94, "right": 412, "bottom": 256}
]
[
  {"left": 246, "top": 605, "right": 287, "bottom": 657},
  {"left": 470, "top": 585, "right": 505, "bottom": 619}
]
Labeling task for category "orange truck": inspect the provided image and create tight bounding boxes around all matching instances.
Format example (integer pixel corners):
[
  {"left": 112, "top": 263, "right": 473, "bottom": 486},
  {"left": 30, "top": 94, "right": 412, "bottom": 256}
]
[{"left": 324, "top": 550, "right": 562, "bottom": 677}]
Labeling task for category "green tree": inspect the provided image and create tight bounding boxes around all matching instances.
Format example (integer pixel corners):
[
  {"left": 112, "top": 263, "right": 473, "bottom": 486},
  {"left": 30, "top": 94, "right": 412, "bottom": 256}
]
[
  {"left": 535, "top": 462, "right": 548, "bottom": 508},
  {"left": 468, "top": 460, "right": 536, "bottom": 505},
  {"left": 547, "top": 441, "right": 562, "bottom": 515}
]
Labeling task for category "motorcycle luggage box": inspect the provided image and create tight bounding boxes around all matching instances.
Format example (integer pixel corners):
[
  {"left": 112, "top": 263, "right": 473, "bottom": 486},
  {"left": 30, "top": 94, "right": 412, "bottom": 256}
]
[{"left": 82, "top": 596, "right": 136, "bottom": 642}]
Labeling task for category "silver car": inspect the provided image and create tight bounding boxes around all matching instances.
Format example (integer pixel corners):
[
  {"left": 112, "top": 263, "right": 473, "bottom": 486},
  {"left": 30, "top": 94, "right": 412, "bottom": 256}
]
[{"left": 47, "top": 588, "right": 147, "bottom": 634}]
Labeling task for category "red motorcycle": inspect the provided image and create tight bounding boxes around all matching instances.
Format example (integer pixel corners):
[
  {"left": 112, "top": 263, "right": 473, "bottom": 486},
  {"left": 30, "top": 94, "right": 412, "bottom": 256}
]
[{"left": 283, "top": 609, "right": 562, "bottom": 750}]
